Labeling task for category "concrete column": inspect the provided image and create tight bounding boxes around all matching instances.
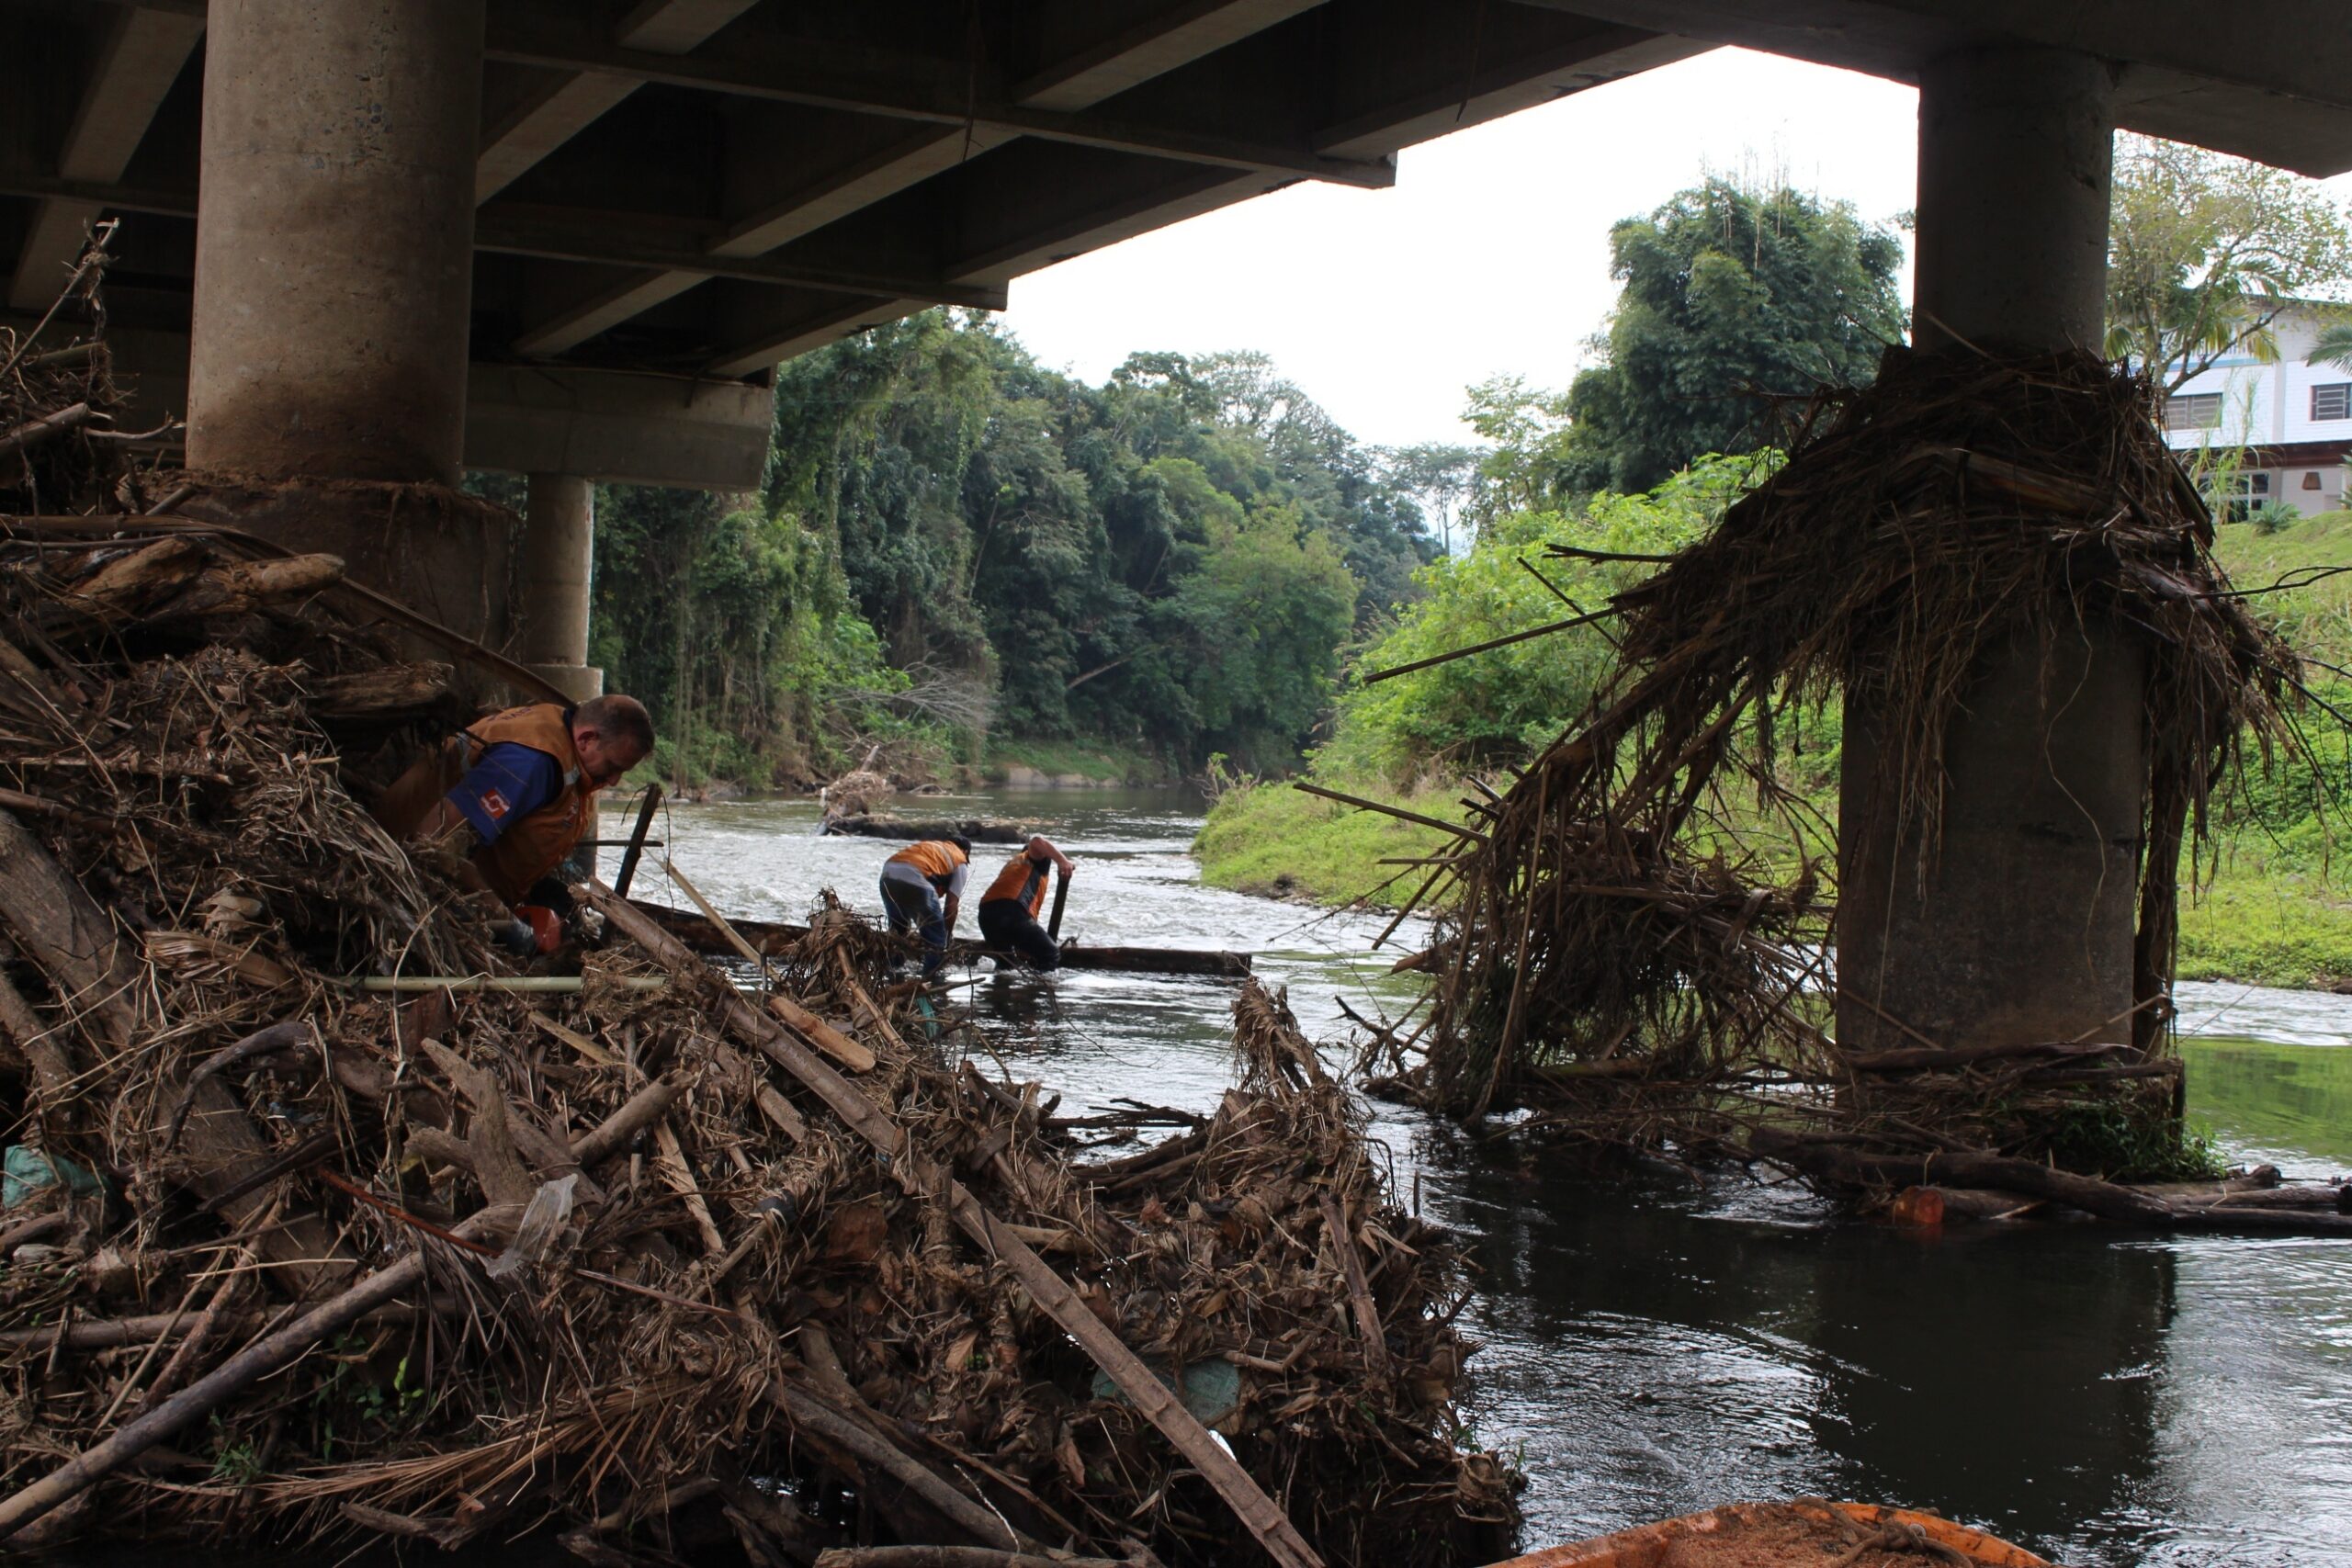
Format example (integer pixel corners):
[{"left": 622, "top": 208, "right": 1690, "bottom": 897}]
[
  {"left": 186, "top": 0, "right": 484, "bottom": 483},
  {"left": 1911, "top": 49, "right": 2114, "bottom": 355},
  {"left": 1837, "top": 48, "right": 2144, "bottom": 1056},
  {"left": 519, "top": 473, "right": 604, "bottom": 701}
]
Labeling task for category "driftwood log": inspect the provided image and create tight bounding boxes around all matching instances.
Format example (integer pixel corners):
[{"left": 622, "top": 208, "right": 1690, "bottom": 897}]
[
  {"left": 1752, "top": 1128, "right": 2352, "bottom": 1235},
  {"left": 820, "top": 814, "right": 1030, "bottom": 844}
]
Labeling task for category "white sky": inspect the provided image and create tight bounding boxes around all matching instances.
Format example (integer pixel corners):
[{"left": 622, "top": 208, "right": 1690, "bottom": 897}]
[{"left": 997, "top": 48, "right": 1926, "bottom": 451}]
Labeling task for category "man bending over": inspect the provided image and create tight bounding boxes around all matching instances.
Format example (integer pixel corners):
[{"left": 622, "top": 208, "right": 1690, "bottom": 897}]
[
  {"left": 374, "top": 694, "right": 654, "bottom": 954},
  {"left": 978, "top": 835, "right": 1076, "bottom": 971},
  {"left": 879, "top": 834, "right": 972, "bottom": 978}
]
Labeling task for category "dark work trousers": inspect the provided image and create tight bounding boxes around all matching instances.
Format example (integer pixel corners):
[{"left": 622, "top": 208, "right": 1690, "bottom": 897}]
[
  {"left": 878, "top": 872, "right": 949, "bottom": 976},
  {"left": 978, "top": 897, "right": 1059, "bottom": 970}
]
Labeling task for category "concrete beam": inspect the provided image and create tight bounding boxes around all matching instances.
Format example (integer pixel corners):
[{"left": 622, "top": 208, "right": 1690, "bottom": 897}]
[
  {"left": 1012, "top": 0, "right": 1329, "bottom": 110},
  {"left": 17, "top": 319, "right": 773, "bottom": 491},
  {"left": 476, "top": 0, "right": 760, "bottom": 201},
  {"left": 0, "top": 169, "right": 1007, "bottom": 310},
  {"left": 6, "top": 5, "right": 202, "bottom": 310},
  {"left": 702, "top": 4, "right": 1691, "bottom": 374},
  {"left": 463, "top": 363, "right": 773, "bottom": 489},
  {"left": 1509, "top": 0, "right": 2352, "bottom": 175},
  {"left": 474, "top": 209, "right": 1010, "bottom": 309},
  {"left": 501, "top": 0, "right": 1360, "bottom": 357},
  {"left": 480, "top": 13, "right": 1397, "bottom": 186}
]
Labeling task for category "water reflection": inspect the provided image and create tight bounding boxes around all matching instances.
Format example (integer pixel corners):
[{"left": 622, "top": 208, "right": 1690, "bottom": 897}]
[{"left": 619, "top": 790, "right": 2352, "bottom": 1566}]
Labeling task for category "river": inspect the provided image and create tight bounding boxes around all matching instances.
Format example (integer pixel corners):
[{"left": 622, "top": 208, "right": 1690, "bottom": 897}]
[{"left": 605, "top": 784, "right": 2352, "bottom": 1568}]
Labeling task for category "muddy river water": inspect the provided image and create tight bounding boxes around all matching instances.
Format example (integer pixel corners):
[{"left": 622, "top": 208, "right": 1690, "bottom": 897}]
[{"left": 591, "top": 784, "right": 2352, "bottom": 1567}]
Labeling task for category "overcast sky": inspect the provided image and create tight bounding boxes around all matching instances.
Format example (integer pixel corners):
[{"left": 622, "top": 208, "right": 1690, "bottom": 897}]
[{"left": 995, "top": 48, "right": 1926, "bottom": 452}]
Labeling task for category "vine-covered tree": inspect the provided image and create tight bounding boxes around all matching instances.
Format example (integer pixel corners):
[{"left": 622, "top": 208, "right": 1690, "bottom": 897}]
[{"left": 1560, "top": 177, "right": 1907, "bottom": 494}]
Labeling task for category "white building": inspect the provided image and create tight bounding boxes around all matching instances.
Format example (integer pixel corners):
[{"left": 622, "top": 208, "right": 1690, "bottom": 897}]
[{"left": 2159, "top": 301, "right": 2352, "bottom": 517}]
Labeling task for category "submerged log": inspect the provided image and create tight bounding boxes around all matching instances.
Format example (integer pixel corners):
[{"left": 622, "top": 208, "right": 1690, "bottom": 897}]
[
  {"left": 820, "top": 814, "right": 1030, "bottom": 844},
  {"left": 1756, "top": 1128, "right": 2352, "bottom": 1234},
  {"left": 628, "top": 898, "right": 1251, "bottom": 977}
]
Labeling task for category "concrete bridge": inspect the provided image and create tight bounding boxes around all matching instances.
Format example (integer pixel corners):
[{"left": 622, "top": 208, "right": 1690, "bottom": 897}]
[{"left": 6, "top": 0, "right": 2351, "bottom": 1061}]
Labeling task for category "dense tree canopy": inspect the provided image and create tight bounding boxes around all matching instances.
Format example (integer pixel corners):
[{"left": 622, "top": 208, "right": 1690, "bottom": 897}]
[
  {"left": 1559, "top": 178, "right": 1906, "bottom": 494},
  {"left": 587, "top": 313, "right": 1436, "bottom": 781}
]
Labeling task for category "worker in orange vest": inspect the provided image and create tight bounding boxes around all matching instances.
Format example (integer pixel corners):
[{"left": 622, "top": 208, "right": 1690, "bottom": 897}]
[
  {"left": 374, "top": 694, "right": 655, "bottom": 954},
  {"left": 978, "top": 835, "right": 1076, "bottom": 970},
  {"left": 879, "top": 835, "right": 972, "bottom": 977}
]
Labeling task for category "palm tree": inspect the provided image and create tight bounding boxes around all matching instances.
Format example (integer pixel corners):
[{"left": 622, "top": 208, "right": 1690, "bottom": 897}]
[{"left": 2313, "top": 321, "right": 2352, "bottom": 374}]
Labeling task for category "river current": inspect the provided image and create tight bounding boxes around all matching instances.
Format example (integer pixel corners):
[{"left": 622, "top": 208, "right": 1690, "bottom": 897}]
[{"left": 604, "top": 785, "right": 2352, "bottom": 1568}]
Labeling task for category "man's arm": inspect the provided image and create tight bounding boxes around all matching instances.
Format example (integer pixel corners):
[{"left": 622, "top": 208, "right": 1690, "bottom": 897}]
[
  {"left": 943, "top": 893, "right": 960, "bottom": 936},
  {"left": 1029, "top": 834, "right": 1076, "bottom": 876}
]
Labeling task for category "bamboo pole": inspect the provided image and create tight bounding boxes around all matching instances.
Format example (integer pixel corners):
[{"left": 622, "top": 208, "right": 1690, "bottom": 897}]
[
  {"left": 1290, "top": 782, "right": 1487, "bottom": 843},
  {"left": 344, "top": 976, "right": 666, "bottom": 993},
  {"left": 1362, "top": 605, "right": 1615, "bottom": 683}
]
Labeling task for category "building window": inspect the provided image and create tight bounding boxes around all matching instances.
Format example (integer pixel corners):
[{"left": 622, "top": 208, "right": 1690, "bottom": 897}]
[
  {"left": 2214, "top": 468, "right": 2271, "bottom": 522},
  {"left": 2313, "top": 382, "right": 2352, "bottom": 421},
  {"left": 2165, "top": 392, "right": 2223, "bottom": 430},
  {"left": 2304, "top": 470, "right": 2324, "bottom": 490}
]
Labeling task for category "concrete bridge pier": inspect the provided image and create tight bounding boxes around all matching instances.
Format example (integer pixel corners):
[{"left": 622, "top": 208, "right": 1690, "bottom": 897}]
[
  {"left": 180, "top": 0, "right": 513, "bottom": 642},
  {"left": 1836, "top": 47, "right": 2147, "bottom": 1057},
  {"left": 519, "top": 474, "right": 605, "bottom": 702}
]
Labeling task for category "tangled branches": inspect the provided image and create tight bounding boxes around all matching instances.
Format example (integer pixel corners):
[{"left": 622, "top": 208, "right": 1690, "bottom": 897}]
[{"left": 1412, "top": 349, "right": 2301, "bottom": 1155}]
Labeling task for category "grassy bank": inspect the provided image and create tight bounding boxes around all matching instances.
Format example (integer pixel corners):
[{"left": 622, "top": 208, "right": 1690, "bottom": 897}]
[{"left": 1193, "top": 778, "right": 1454, "bottom": 904}]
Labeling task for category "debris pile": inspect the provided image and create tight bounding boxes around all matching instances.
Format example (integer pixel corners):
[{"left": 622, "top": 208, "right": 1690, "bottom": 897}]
[
  {"left": 0, "top": 340, "right": 1511, "bottom": 1565},
  {"left": 1394, "top": 348, "right": 2308, "bottom": 1191}
]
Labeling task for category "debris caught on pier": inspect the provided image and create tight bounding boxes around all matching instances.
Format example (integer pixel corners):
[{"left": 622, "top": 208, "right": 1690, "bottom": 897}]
[{"left": 1384, "top": 348, "right": 2307, "bottom": 1184}]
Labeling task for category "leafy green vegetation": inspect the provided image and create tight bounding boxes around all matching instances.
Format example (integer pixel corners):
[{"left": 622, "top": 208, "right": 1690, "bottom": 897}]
[
  {"left": 1557, "top": 178, "right": 1907, "bottom": 496},
  {"left": 2106, "top": 134, "right": 2352, "bottom": 391},
  {"left": 982, "top": 735, "right": 1171, "bottom": 785},
  {"left": 563, "top": 314, "right": 1437, "bottom": 788}
]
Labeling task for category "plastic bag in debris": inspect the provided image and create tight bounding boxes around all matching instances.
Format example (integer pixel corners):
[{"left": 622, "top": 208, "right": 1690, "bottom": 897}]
[
  {"left": 4, "top": 1146, "right": 105, "bottom": 1210},
  {"left": 486, "top": 1171, "right": 579, "bottom": 1279}
]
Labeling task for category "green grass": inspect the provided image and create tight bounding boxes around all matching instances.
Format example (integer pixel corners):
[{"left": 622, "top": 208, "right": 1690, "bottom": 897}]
[
  {"left": 2177, "top": 855, "right": 2352, "bottom": 987},
  {"left": 979, "top": 736, "right": 1173, "bottom": 785},
  {"left": 2213, "top": 512, "right": 2352, "bottom": 667},
  {"left": 1192, "top": 778, "right": 1460, "bottom": 906}
]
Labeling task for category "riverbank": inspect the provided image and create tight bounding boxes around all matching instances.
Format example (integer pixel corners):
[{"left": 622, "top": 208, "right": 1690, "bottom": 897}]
[{"left": 977, "top": 736, "right": 1179, "bottom": 787}]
